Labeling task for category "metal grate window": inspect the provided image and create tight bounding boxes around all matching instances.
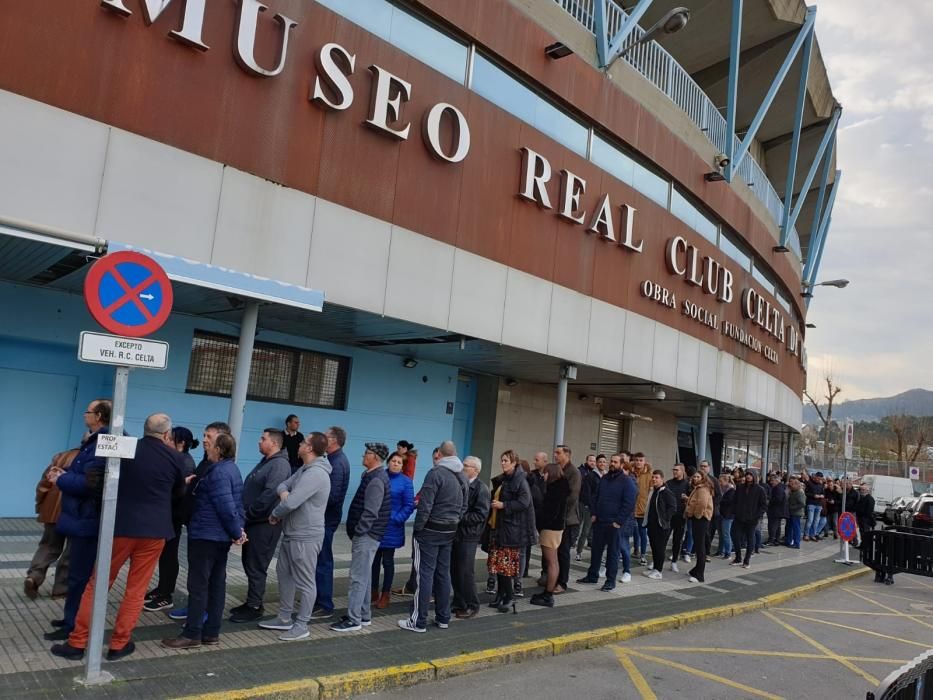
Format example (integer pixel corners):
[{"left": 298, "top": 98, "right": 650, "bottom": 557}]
[{"left": 186, "top": 331, "right": 350, "bottom": 410}]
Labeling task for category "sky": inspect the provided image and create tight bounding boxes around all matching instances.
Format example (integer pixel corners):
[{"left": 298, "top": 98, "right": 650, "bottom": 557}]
[{"left": 802, "top": 0, "right": 933, "bottom": 400}]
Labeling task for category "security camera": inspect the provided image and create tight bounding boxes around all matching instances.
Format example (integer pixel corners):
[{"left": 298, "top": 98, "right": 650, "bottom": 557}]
[
  {"left": 714, "top": 153, "right": 730, "bottom": 169},
  {"left": 654, "top": 389, "right": 666, "bottom": 401}
]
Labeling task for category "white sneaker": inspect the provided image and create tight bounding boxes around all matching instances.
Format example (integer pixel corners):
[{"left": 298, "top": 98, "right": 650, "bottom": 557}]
[
  {"left": 648, "top": 570, "right": 663, "bottom": 580},
  {"left": 670, "top": 561, "right": 680, "bottom": 573},
  {"left": 639, "top": 557, "right": 648, "bottom": 566},
  {"left": 258, "top": 617, "right": 293, "bottom": 631},
  {"left": 688, "top": 576, "right": 699, "bottom": 583},
  {"left": 599, "top": 566, "right": 606, "bottom": 578},
  {"left": 574, "top": 553, "right": 582, "bottom": 561},
  {"left": 620, "top": 572, "right": 632, "bottom": 583},
  {"left": 397, "top": 619, "right": 426, "bottom": 634},
  {"left": 641, "top": 569, "right": 654, "bottom": 578},
  {"left": 278, "top": 624, "right": 310, "bottom": 641},
  {"left": 683, "top": 554, "right": 692, "bottom": 564}
]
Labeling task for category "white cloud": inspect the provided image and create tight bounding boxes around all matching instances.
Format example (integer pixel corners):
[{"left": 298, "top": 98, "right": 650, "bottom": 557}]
[{"left": 805, "top": 0, "right": 933, "bottom": 400}]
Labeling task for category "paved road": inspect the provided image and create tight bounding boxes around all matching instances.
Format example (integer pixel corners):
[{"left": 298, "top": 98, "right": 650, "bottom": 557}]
[{"left": 362, "top": 573, "right": 933, "bottom": 700}]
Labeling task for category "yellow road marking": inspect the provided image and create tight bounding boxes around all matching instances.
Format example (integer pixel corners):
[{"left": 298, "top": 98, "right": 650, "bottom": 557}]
[
  {"left": 762, "top": 611, "right": 880, "bottom": 686},
  {"left": 843, "top": 586, "right": 933, "bottom": 631},
  {"left": 633, "top": 646, "right": 907, "bottom": 664},
  {"left": 614, "top": 648, "right": 658, "bottom": 700},
  {"left": 624, "top": 648, "right": 784, "bottom": 699},
  {"left": 850, "top": 587, "right": 933, "bottom": 605},
  {"left": 777, "top": 607, "right": 933, "bottom": 618},
  {"left": 775, "top": 610, "right": 933, "bottom": 649}
]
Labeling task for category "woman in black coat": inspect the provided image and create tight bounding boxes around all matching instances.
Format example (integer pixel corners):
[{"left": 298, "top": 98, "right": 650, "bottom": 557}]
[
  {"left": 486, "top": 450, "right": 533, "bottom": 612},
  {"left": 530, "top": 463, "right": 569, "bottom": 607}
]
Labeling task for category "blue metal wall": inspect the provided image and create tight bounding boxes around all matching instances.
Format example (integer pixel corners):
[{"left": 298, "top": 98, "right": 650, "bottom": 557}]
[{"left": 0, "top": 281, "right": 460, "bottom": 517}]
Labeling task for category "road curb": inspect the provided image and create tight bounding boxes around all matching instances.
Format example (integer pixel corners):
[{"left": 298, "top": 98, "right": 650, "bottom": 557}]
[{"left": 176, "top": 566, "right": 869, "bottom": 700}]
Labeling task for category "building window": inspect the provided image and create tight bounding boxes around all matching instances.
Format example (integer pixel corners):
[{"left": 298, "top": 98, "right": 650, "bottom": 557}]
[
  {"left": 720, "top": 230, "right": 752, "bottom": 271},
  {"left": 751, "top": 264, "right": 776, "bottom": 296},
  {"left": 671, "top": 188, "right": 718, "bottom": 243},
  {"left": 185, "top": 331, "right": 350, "bottom": 410},
  {"left": 315, "top": 0, "right": 469, "bottom": 84}
]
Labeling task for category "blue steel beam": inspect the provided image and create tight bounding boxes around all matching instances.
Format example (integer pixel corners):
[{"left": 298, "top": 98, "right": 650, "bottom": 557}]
[
  {"left": 787, "top": 108, "right": 841, "bottom": 234},
  {"left": 806, "top": 128, "right": 837, "bottom": 251},
  {"left": 803, "top": 170, "right": 841, "bottom": 286},
  {"left": 723, "top": 0, "right": 743, "bottom": 181},
  {"left": 601, "top": 0, "right": 656, "bottom": 69},
  {"left": 594, "top": 0, "right": 610, "bottom": 68},
  {"left": 729, "top": 7, "right": 817, "bottom": 178},
  {"left": 779, "top": 28, "right": 814, "bottom": 247}
]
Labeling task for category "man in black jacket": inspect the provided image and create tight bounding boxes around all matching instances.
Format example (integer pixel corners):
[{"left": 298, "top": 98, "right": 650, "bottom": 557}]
[
  {"left": 451, "top": 456, "right": 490, "bottom": 619},
  {"left": 765, "top": 473, "right": 786, "bottom": 546},
  {"left": 666, "top": 464, "right": 689, "bottom": 573},
  {"left": 854, "top": 484, "right": 876, "bottom": 547},
  {"left": 731, "top": 473, "right": 767, "bottom": 568},
  {"left": 231, "top": 429, "right": 291, "bottom": 623},
  {"left": 643, "top": 470, "right": 676, "bottom": 580}
]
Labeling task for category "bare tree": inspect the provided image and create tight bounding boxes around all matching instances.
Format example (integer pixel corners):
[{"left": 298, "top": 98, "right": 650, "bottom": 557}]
[
  {"left": 804, "top": 374, "right": 842, "bottom": 470},
  {"left": 887, "top": 414, "right": 929, "bottom": 465}
]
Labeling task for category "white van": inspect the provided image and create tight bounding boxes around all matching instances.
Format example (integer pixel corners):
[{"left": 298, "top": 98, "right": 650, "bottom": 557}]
[{"left": 860, "top": 475, "right": 915, "bottom": 516}]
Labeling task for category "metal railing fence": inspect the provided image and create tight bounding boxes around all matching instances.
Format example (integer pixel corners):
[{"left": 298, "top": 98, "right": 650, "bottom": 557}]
[{"left": 553, "top": 0, "right": 802, "bottom": 258}]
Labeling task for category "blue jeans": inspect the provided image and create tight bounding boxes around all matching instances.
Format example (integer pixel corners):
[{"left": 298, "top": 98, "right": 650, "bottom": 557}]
[
  {"left": 587, "top": 523, "right": 620, "bottom": 584},
  {"left": 183, "top": 539, "right": 230, "bottom": 640},
  {"left": 408, "top": 529, "right": 455, "bottom": 628},
  {"left": 805, "top": 505, "right": 821, "bottom": 537},
  {"left": 754, "top": 518, "right": 763, "bottom": 552},
  {"left": 635, "top": 524, "right": 648, "bottom": 557},
  {"left": 683, "top": 525, "right": 694, "bottom": 555},
  {"left": 786, "top": 516, "right": 801, "bottom": 548},
  {"left": 314, "top": 525, "right": 336, "bottom": 612},
  {"left": 720, "top": 518, "right": 734, "bottom": 557},
  {"left": 619, "top": 525, "right": 632, "bottom": 574},
  {"left": 816, "top": 514, "right": 827, "bottom": 536},
  {"left": 62, "top": 535, "right": 97, "bottom": 634}
]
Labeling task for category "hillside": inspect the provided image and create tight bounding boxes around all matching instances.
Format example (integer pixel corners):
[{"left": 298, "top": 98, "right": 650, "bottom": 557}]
[{"left": 803, "top": 388, "right": 933, "bottom": 424}]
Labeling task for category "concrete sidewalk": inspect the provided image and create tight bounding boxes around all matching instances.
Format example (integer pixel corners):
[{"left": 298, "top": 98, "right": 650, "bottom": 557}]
[{"left": 0, "top": 518, "right": 864, "bottom": 698}]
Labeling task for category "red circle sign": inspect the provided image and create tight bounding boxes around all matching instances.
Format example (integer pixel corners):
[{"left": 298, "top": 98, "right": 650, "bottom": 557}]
[
  {"left": 837, "top": 512, "right": 857, "bottom": 543},
  {"left": 83, "top": 251, "right": 174, "bottom": 337}
]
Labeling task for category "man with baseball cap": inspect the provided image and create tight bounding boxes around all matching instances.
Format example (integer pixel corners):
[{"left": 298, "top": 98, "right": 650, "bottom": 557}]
[{"left": 330, "top": 443, "right": 392, "bottom": 633}]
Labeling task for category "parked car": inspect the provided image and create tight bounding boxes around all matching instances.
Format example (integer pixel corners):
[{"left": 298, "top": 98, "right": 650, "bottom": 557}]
[
  {"left": 860, "top": 475, "right": 915, "bottom": 517},
  {"left": 883, "top": 496, "right": 917, "bottom": 526},
  {"left": 907, "top": 494, "right": 933, "bottom": 530}
]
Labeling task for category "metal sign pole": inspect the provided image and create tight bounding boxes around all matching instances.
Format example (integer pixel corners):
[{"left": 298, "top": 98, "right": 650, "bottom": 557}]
[
  {"left": 835, "top": 482, "right": 854, "bottom": 566},
  {"left": 81, "top": 365, "right": 129, "bottom": 685}
]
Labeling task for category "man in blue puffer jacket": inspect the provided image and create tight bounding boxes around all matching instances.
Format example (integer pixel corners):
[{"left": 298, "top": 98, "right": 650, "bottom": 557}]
[
  {"left": 162, "top": 431, "right": 245, "bottom": 649},
  {"left": 44, "top": 399, "right": 111, "bottom": 642}
]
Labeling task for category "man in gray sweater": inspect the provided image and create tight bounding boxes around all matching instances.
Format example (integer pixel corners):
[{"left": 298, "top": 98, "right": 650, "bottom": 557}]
[
  {"left": 232, "top": 429, "right": 292, "bottom": 623},
  {"left": 257, "top": 432, "right": 331, "bottom": 641},
  {"left": 398, "top": 440, "right": 468, "bottom": 633}
]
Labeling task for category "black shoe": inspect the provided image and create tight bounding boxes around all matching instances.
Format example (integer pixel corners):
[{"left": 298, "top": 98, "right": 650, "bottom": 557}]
[
  {"left": 229, "top": 603, "right": 249, "bottom": 615},
  {"left": 576, "top": 576, "right": 598, "bottom": 584},
  {"left": 230, "top": 605, "right": 263, "bottom": 623},
  {"left": 106, "top": 641, "right": 136, "bottom": 661},
  {"left": 513, "top": 582, "right": 524, "bottom": 598},
  {"left": 530, "top": 592, "right": 554, "bottom": 607},
  {"left": 487, "top": 595, "right": 504, "bottom": 609},
  {"left": 50, "top": 619, "right": 65, "bottom": 628},
  {"left": 44, "top": 628, "right": 70, "bottom": 641},
  {"left": 144, "top": 588, "right": 159, "bottom": 602},
  {"left": 50, "top": 643, "right": 84, "bottom": 660},
  {"left": 310, "top": 606, "right": 334, "bottom": 620},
  {"left": 600, "top": 583, "right": 616, "bottom": 592},
  {"left": 143, "top": 596, "right": 173, "bottom": 613},
  {"left": 496, "top": 597, "right": 513, "bottom": 613}
]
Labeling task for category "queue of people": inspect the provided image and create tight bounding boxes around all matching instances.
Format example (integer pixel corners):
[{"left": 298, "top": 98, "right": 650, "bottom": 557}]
[{"left": 24, "top": 410, "right": 874, "bottom": 662}]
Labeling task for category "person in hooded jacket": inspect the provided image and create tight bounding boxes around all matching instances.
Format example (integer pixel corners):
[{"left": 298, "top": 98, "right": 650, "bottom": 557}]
[
  {"left": 731, "top": 472, "right": 767, "bottom": 569},
  {"left": 162, "top": 432, "right": 245, "bottom": 649},
  {"left": 399, "top": 441, "right": 468, "bottom": 633},
  {"left": 765, "top": 473, "right": 787, "bottom": 547},
  {"left": 258, "top": 432, "right": 332, "bottom": 642},
  {"left": 485, "top": 450, "right": 534, "bottom": 613},
  {"left": 372, "top": 452, "right": 415, "bottom": 609},
  {"left": 718, "top": 474, "right": 736, "bottom": 559}
]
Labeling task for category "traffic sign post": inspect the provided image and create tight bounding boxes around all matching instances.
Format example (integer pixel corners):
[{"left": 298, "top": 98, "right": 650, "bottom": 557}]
[
  {"left": 835, "top": 509, "right": 857, "bottom": 566},
  {"left": 78, "top": 252, "right": 172, "bottom": 686}
]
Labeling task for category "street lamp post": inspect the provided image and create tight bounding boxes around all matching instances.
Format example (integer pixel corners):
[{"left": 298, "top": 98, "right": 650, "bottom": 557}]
[{"left": 801, "top": 278, "right": 849, "bottom": 298}]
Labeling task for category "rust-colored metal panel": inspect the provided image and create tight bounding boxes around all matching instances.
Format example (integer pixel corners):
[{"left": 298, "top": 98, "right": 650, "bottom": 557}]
[
  {"left": 455, "top": 94, "right": 521, "bottom": 262},
  {"left": 391, "top": 60, "right": 470, "bottom": 245}
]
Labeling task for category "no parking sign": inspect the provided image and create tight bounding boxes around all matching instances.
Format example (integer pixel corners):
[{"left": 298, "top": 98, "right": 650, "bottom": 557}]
[
  {"left": 83, "top": 251, "right": 173, "bottom": 337},
  {"left": 837, "top": 512, "right": 857, "bottom": 543}
]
